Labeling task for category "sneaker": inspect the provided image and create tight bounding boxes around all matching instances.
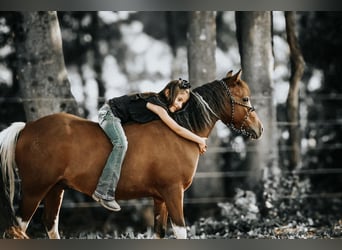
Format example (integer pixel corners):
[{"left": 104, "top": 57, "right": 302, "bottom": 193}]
[{"left": 92, "top": 193, "right": 121, "bottom": 212}]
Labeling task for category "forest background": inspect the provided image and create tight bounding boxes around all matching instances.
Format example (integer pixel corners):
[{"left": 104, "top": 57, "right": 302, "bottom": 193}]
[{"left": 0, "top": 11, "right": 342, "bottom": 238}]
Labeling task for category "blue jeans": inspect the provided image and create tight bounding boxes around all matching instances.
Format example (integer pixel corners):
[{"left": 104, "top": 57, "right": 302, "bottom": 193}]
[{"left": 94, "top": 104, "right": 128, "bottom": 200}]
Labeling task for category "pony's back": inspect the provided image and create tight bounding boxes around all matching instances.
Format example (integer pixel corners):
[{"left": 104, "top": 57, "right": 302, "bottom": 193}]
[{"left": 15, "top": 113, "right": 199, "bottom": 199}]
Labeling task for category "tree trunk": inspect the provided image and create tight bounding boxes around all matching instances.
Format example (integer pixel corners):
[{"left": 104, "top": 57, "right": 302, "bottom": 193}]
[
  {"left": 187, "top": 11, "right": 216, "bottom": 86},
  {"left": 235, "top": 12, "right": 279, "bottom": 206},
  {"left": 14, "top": 11, "right": 78, "bottom": 121},
  {"left": 187, "top": 11, "right": 223, "bottom": 199},
  {"left": 285, "top": 11, "right": 305, "bottom": 171}
]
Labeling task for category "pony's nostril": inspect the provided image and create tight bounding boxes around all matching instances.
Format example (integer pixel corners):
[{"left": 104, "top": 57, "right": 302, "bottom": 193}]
[{"left": 260, "top": 126, "right": 264, "bottom": 136}]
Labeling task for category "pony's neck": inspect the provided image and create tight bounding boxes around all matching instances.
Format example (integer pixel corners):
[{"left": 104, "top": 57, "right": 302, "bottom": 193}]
[
  {"left": 198, "top": 121, "right": 217, "bottom": 138},
  {"left": 193, "top": 81, "right": 223, "bottom": 137},
  {"left": 171, "top": 81, "right": 222, "bottom": 137}
]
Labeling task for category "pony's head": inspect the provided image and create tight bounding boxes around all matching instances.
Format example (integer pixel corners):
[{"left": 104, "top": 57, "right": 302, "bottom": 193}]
[
  {"left": 219, "top": 70, "right": 263, "bottom": 139},
  {"left": 171, "top": 70, "right": 263, "bottom": 139}
]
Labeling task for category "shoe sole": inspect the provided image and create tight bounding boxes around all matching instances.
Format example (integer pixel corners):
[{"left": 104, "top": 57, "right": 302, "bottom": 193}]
[
  {"left": 92, "top": 194, "right": 121, "bottom": 212},
  {"left": 99, "top": 200, "right": 121, "bottom": 212},
  {"left": 92, "top": 194, "right": 100, "bottom": 202}
]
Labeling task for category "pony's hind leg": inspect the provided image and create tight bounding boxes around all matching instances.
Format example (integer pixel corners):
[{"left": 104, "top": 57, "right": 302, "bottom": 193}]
[
  {"left": 153, "top": 198, "right": 168, "bottom": 239},
  {"left": 42, "top": 184, "right": 64, "bottom": 239},
  {"left": 163, "top": 187, "right": 187, "bottom": 239},
  {"left": 17, "top": 192, "right": 43, "bottom": 235}
]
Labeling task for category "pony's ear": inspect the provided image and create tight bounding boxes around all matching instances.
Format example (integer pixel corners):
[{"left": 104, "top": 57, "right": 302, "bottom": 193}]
[
  {"left": 226, "top": 70, "right": 233, "bottom": 77},
  {"left": 232, "top": 69, "right": 242, "bottom": 82}
]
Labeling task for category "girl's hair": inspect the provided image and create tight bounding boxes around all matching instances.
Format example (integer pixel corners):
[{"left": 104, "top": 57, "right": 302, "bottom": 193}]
[
  {"left": 139, "top": 78, "right": 215, "bottom": 132},
  {"left": 158, "top": 79, "right": 191, "bottom": 107},
  {"left": 158, "top": 79, "right": 215, "bottom": 133},
  {"left": 171, "top": 91, "right": 216, "bottom": 133}
]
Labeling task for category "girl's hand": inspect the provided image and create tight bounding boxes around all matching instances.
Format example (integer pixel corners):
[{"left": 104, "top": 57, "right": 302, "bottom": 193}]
[
  {"left": 199, "top": 137, "right": 207, "bottom": 155},
  {"left": 146, "top": 103, "right": 208, "bottom": 154}
]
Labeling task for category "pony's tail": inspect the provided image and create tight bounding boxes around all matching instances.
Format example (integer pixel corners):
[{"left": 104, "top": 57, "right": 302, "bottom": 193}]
[{"left": 0, "top": 122, "right": 25, "bottom": 212}]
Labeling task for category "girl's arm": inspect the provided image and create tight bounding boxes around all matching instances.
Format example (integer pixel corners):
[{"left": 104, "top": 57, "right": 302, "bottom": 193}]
[{"left": 146, "top": 102, "right": 207, "bottom": 154}]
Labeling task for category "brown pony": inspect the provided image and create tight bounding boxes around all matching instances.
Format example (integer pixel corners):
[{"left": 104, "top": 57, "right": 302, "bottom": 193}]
[{"left": 0, "top": 70, "right": 263, "bottom": 239}]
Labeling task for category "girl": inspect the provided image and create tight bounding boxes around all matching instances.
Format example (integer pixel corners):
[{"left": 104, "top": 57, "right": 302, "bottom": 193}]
[{"left": 93, "top": 79, "right": 207, "bottom": 211}]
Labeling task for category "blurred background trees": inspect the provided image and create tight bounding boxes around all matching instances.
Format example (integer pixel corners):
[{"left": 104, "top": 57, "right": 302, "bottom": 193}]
[
  {"left": 235, "top": 11, "right": 278, "bottom": 212},
  {"left": 13, "top": 12, "right": 78, "bottom": 121},
  {"left": 0, "top": 11, "right": 342, "bottom": 234}
]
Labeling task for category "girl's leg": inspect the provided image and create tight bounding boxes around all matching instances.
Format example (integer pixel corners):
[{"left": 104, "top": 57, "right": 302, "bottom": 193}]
[{"left": 93, "top": 104, "right": 128, "bottom": 211}]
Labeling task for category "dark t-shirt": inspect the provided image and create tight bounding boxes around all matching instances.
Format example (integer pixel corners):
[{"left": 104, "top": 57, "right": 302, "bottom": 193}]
[{"left": 107, "top": 93, "right": 169, "bottom": 124}]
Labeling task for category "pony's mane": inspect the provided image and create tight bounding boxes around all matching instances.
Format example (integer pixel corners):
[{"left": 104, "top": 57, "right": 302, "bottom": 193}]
[{"left": 171, "top": 81, "right": 222, "bottom": 133}]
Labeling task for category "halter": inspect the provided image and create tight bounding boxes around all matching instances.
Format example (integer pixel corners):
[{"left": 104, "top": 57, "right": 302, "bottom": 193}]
[{"left": 220, "top": 80, "right": 256, "bottom": 138}]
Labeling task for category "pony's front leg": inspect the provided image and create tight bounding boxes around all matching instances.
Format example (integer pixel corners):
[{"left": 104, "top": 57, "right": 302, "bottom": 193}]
[
  {"left": 164, "top": 187, "right": 187, "bottom": 239},
  {"left": 170, "top": 219, "right": 187, "bottom": 239},
  {"left": 153, "top": 198, "right": 168, "bottom": 239},
  {"left": 42, "top": 186, "right": 64, "bottom": 239}
]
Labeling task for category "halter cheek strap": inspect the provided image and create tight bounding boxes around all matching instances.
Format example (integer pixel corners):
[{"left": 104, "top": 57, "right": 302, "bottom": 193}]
[{"left": 220, "top": 80, "right": 256, "bottom": 138}]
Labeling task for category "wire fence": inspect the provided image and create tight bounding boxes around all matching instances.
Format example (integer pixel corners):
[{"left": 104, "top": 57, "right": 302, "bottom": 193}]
[
  {"left": 2, "top": 95, "right": 342, "bottom": 209},
  {"left": 56, "top": 166, "right": 342, "bottom": 210}
]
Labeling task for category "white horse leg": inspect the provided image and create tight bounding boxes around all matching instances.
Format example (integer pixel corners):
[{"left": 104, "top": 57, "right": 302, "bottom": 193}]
[
  {"left": 16, "top": 216, "right": 29, "bottom": 233},
  {"left": 47, "top": 213, "right": 60, "bottom": 239},
  {"left": 170, "top": 220, "right": 187, "bottom": 239},
  {"left": 17, "top": 214, "right": 61, "bottom": 239}
]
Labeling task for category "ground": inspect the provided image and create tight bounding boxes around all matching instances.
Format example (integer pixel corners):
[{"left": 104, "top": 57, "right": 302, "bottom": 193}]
[{"left": 25, "top": 189, "right": 342, "bottom": 239}]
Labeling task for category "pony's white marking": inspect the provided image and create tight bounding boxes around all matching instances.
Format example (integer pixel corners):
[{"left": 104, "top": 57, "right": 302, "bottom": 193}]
[
  {"left": 16, "top": 217, "right": 29, "bottom": 232},
  {"left": 171, "top": 220, "right": 187, "bottom": 239},
  {"left": 47, "top": 213, "right": 61, "bottom": 239}
]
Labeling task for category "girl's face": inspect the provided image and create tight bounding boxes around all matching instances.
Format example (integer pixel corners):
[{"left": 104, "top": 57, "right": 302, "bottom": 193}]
[{"left": 168, "top": 89, "right": 190, "bottom": 113}]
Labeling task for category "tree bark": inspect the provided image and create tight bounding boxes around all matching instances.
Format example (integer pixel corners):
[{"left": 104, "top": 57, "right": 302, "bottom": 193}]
[
  {"left": 235, "top": 12, "right": 279, "bottom": 204},
  {"left": 285, "top": 11, "right": 305, "bottom": 171},
  {"left": 187, "top": 11, "right": 216, "bottom": 86},
  {"left": 187, "top": 11, "right": 223, "bottom": 199},
  {"left": 14, "top": 11, "right": 78, "bottom": 121}
]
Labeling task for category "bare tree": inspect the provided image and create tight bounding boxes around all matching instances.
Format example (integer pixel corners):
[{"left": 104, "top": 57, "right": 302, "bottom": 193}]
[
  {"left": 14, "top": 11, "right": 78, "bottom": 121},
  {"left": 285, "top": 11, "right": 305, "bottom": 171},
  {"left": 235, "top": 12, "right": 279, "bottom": 204},
  {"left": 187, "top": 11, "right": 224, "bottom": 198}
]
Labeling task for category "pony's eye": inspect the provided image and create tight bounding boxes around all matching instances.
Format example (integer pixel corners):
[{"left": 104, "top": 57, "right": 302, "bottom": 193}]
[{"left": 242, "top": 97, "right": 249, "bottom": 102}]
